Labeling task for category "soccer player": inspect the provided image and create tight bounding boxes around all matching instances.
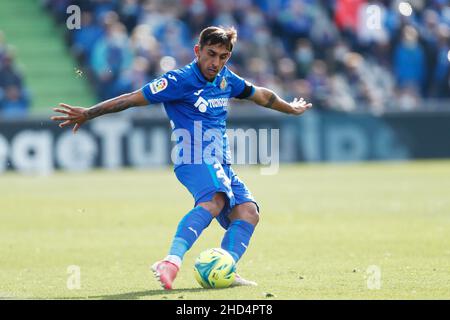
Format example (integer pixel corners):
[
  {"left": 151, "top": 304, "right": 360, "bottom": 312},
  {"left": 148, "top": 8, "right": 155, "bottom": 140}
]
[{"left": 51, "top": 26, "right": 312, "bottom": 290}]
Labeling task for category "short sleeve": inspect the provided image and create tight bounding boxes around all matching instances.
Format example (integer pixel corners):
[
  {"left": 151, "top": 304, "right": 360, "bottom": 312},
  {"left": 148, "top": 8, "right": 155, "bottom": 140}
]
[
  {"left": 141, "top": 71, "right": 183, "bottom": 104},
  {"left": 228, "top": 70, "right": 255, "bottom": 99}
]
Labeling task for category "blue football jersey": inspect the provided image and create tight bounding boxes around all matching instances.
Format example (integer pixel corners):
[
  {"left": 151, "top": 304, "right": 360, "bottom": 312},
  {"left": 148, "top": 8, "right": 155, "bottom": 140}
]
[{"left": 141, "top": 60, "right": 254, "bottom": 168}]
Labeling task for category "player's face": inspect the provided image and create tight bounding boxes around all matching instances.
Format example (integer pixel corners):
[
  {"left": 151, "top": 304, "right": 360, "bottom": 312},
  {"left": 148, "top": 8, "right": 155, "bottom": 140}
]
[{"left": 195, "top": 43, "right": 231, "bottom": 81}]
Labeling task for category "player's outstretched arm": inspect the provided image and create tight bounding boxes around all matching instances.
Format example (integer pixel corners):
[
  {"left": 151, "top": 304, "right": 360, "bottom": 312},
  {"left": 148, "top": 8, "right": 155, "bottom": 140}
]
[
  {"left": 50, "top": 89, "right": 148, "bottom": 133},
  {"left": 248, "top": 86, "right": 312, "bottom": 115}
]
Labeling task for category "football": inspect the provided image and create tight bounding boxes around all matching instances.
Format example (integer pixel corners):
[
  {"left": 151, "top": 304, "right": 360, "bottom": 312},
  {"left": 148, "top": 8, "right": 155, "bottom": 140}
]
[{"left": 194, "top": 248, "right": 236, "bottom": 289}]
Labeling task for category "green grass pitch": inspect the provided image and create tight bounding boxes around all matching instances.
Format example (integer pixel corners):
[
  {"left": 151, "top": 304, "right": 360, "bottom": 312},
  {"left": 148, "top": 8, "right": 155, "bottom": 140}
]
[{"left": 1, "top": 161, "right": 449, "bottom": 299}]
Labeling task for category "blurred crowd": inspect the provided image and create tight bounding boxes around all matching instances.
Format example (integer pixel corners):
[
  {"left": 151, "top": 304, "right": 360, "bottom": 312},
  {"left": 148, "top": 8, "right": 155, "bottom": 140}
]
[
  {"left": 42, "top": 0, "right": 450, "bottom": 114},
  {"left": 0, "top": 32, "right": 30, "bottom": 119}
]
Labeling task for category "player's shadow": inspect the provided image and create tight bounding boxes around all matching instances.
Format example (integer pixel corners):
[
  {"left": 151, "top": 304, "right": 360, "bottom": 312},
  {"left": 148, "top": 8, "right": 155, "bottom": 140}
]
[
  {"left": 57, "top": 287, "right": 211, "bottom": 300},
  {"left": 93, "top": 287, "right": 208, "bottom": 300}
]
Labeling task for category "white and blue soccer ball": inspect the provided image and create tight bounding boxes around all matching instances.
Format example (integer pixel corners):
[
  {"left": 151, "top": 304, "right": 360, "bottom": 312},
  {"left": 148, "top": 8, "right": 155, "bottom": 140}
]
[{"left": 194, "top": 248, "right": 236, "bottom": 289}]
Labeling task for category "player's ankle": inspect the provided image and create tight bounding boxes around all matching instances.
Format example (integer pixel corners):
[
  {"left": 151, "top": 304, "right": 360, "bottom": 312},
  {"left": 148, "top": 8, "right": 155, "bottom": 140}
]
[{"left": 165, "top": 255, "right": 182, "bottom": 269}]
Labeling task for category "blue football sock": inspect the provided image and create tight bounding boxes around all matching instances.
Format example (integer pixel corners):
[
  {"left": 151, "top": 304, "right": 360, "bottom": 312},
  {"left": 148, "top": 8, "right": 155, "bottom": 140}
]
[
  {"left": 168, "top": 206, "right": 213, "bottom": 261},
  {"left": 221, "top": 220, "right": 255, "bottom": 263}
]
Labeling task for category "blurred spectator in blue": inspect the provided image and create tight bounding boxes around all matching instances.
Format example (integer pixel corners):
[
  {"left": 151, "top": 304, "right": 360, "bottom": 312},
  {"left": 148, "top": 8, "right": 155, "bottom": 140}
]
[
  {"left": 137, "top": 1, "right": 171, "bottom": 36},
  {"left": 116, "top": 56, "right": 152, "bottom": 96},
  {"left": 277, "top": 0, "right": 315, "bottom": 50},
  {"left": 0, "top": 34, "right": 31, "bottom": 119},
  {"left": 393, "top": 26, "right": 426, "bottom": 94},
  {"left": 118, "top": 0, "right": 141, "bottom": 32},
  {"left": 0, "top": 85, "right": 30, "bottom": 119},
  {"left": 157, "top": 20, "right": 191, "bottom": 64},
  {"left": 430, "top": 25, "right": 450, "bottom": 97},
  {"left": 71, "top": 11, "right": 104, "bottom": 64},
  {"left": 253, "top": 0, "right": 288, "bottom": 18},
  {"left": 294, "top": 39, "right": 314, "bottom": 78},
  {"left": 90, "top": 18, "right": 133, "bottom": 100},
  {"left": 43, "top": 0, "right": 72, "bottom": 24},
  {"left": 0, "top": 53, "right": 23, "bottom": 88},
  {"left": 306, "top": 60, "right": 330, "bottom": 108},
  {"left": 182, "top": 0, "right": 214, "bottom": 36},
  {"left": 129, "top": 24, "right": 162, "bottom": 77},
  {"left": 92, "top": 0, "right": 118, "bottom": 21},
  {"left": 309, "top": 7, "right": 339, "bottom": 50},
  {"left": 419, "top": 9, "right": 440, "bottom": 46},
  {"left": 212, "top": 1, "right": 239, "bottom": 30}
]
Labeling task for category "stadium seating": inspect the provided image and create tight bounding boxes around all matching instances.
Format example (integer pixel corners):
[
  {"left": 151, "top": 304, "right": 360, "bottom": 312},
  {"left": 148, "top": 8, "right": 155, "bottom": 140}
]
[{"left": 0, "top": 0, "right": 95, "bottom": 115}]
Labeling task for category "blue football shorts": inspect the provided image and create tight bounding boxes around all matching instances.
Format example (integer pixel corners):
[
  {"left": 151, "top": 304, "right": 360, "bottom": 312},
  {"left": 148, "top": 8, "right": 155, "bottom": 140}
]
[{"left": 174, "top": 159, "right": 259, "bottom": 230}]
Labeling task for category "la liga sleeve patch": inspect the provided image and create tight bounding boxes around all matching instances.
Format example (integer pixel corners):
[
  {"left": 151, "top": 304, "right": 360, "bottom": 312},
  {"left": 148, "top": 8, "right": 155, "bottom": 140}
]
[{"left": 150, "top": 77, "right": 168, "bottom": 94}]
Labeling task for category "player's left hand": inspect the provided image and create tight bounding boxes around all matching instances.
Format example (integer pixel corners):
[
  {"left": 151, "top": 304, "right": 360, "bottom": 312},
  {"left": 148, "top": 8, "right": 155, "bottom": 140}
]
[{"left": 289, "top": 97, "right": 312, "bottom": 115}]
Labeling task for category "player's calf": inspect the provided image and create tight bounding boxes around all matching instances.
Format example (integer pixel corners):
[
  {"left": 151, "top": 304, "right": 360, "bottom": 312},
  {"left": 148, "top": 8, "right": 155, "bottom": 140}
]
[{"left": 220, "top": 202, "right": 259, "bottom": 263}]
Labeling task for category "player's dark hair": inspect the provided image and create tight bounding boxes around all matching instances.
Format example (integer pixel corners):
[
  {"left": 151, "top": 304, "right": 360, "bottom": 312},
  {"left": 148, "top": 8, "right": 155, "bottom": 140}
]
[{"left": 198, "top": 26, "right": 237, "bottom": 52}]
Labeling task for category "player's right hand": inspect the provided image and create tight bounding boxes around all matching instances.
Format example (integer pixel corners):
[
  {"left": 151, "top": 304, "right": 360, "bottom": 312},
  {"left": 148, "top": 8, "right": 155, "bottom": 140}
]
[
  {"left": 289, "top": 97, "right": 312, "bottom": 115},
  {"left": 50, "top": 103, "right": 88, "bottom": 133}
]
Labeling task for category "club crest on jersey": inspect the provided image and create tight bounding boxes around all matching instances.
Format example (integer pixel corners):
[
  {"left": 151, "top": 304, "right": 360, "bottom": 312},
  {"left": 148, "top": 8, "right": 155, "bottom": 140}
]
[
  {"left": 220, "top": 77, "right": 227, "bottom": 90},
  {"left": 150, "top": 77, "right": 168, "bottom": 94}
]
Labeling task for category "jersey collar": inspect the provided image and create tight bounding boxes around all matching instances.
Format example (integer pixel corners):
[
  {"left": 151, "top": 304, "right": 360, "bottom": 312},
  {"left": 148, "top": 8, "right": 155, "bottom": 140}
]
[{"left": 191, "top": 60, "right": 224, "bottom": 87}]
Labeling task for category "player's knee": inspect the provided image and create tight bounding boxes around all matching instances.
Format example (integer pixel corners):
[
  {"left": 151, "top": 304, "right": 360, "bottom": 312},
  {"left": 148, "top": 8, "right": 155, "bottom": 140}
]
[
  {"left": 246, "top": 205, "right": 260, "bottom": 226},
  {"left": 231, "top": 202, "right": 259, "bottom": 226},
  {"left": 198, "top": 193, "right": 226, "bottom": 217}
]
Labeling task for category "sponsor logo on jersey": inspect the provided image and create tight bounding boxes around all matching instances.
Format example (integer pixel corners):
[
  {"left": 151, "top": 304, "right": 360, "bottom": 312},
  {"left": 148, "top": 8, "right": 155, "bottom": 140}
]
[
  {"left": 150, "top": 77, "right": 168, "bottom": 94},
  {"left": 208, "top": 98, "right": 229, "bottom": 108},
  {"left": 194, "top": 96, "right": 229, "bottom": 113},
  {"left": 194, "top": 96, "right": 208, "bottom": 113},
  {"left": 194, "top": 89, "right": 204, "bottom": 96}
]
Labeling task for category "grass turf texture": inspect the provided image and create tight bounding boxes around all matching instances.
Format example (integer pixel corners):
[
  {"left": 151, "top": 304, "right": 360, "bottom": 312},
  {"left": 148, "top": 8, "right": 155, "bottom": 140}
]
[{"left": 1, "top": 161, "right": 449, "bottom": 299}]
